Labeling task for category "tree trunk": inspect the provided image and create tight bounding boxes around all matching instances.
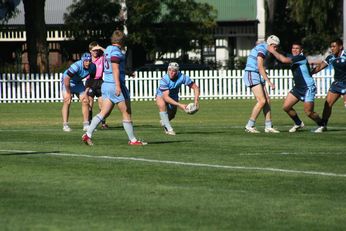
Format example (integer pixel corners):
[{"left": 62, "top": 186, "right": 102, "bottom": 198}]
[{"left": 23, "top": 0, "right": 49, "bottom": 73}]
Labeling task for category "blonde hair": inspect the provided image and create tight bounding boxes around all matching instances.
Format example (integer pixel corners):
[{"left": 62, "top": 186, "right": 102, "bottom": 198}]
[{"left": 111, "top": 30, "right": 125, "bottom": 45}]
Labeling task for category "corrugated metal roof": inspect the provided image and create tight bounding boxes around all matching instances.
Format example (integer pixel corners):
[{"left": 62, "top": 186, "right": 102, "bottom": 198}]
[
  {"left": 196, "top": 0, "right": 257, "bottom": 22},
  {"left": 6, "top": 0, "right": 73, "bottom": 25}
]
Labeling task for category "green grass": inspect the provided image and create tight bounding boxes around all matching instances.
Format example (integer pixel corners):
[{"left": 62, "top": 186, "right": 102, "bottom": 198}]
[{"left": 1, "top": 99, "right": 346, "bottom": 230}]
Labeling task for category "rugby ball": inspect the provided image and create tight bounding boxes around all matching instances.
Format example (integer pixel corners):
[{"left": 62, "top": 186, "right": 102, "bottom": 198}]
[{"left": 184, "top": 103, "right": 198, "bottom": 115}]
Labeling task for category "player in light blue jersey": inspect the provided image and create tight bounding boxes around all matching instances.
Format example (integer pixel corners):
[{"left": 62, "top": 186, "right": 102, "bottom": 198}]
[
  {"left": 61, "top": 52, "right": 96, "bottom": 132},
  {"left": 268, "top": 42, "right": 323, "bottom": 132},
  {"left": 155, "top": 62, "right": 200, "bottom": 135},
  {"left": 242, "top": 35, "right": 280, "bottom": 133},
  {"left": 82, "top": 30, "right": 146, "bottom": 146},
  {"left": 311, "top": 38, "right": 346, "bottom": 132}
]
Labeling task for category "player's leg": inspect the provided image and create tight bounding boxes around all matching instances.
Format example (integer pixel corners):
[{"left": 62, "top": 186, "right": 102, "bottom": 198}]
[
  {"left": 283, "top": 92, "right": 303, "bottom": 132},
  {"left": 117, "top": 100, "right": 146, "bottom": 145},
  {"left": 262, "top": 85, "right": 279, "bottom": 133},
  {"left": 86, "top": 98, "right": 114, "bottom": 137},
  {"left": 98, "top": 96, "right": 108, "bottom": 129},
  {"left": 61, "top": 91, "right": 72, "bottom": 132},
  {"left": 321, "top": 91, "right": 340, "bottom": 127},
  {"left": 303, "top": 101, "right": 323, "bottom": 125},
  {"left": 79, "top": 93, "right": 90, "bottom": 131},
  {"left": 156, "top": 96, "right": 175, "bottom": 135},
  {"left": 88, "top": 95, "right": 94, "bottom": 124},
  {"left": 245, "top": 84, "right": 267, "bottom": 133}
]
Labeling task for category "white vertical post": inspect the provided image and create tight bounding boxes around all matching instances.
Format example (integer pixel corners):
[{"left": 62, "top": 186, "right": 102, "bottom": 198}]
[{"left": 257, "top": 0, "right": 266, "bottom": 42}]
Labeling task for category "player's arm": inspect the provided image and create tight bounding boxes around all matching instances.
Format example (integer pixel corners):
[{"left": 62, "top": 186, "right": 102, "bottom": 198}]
[
  {"left": 311, "top": 61, "right": 328, "bottom": 74},
  {"left": 92, "top": 45, "right": 105, "bottom": 52},
  {"left": 257, "top": 56, "right": 275, "bottom": 90},
  {"left": 189, "top": 82, "right": 200, "bottom": 108},
  {"left": 162, "top": 90, "right": 186, "bottom": 110},
  {"left": 268, "top": 47, "right": 292, "bottom": 64},
  {"left": 111, "top": 62, "right": 121, "bottom": 96}
]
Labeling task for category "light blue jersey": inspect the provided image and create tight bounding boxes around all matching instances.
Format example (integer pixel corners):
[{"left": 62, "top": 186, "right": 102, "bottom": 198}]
[
  {"left": 102, "top": 44, "right": 129, "bottom": 103},
  {"left": 62, "top": 60, "right": 96, "bottom": 84},
  {"left": 103, "top": 44, "right": 125, "bottom": 84},
  {"left": 290, "top": 54, "right": 314, "bottom": 87},
  {"left": 61, "top": 60, "right": 96, "bottom": 94},
  {"left": 244, "top": 43, "right": 268, "bottom": 72},
  {"left": 156, "top": 72, "right": 193, "bottom": 100}
]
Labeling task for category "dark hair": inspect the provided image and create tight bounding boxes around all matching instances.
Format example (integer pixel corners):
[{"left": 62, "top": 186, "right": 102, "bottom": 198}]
[
  {"left": 292, "top": 41, "right": 303, "bottom": 48},
  {"left": 331, "top": 38, "right": 343, "bottom": 46}
]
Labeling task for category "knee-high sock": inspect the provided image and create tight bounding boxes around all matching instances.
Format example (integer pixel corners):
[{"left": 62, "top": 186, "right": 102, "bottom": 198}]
[
  {"left": 123, "top": 120, "right": 136, "bottom": 142},
  {"left": 86, "top": 114, "right": 103, "bottom": 138},
  {"left": 159, "top": 111, "right": 173, "bottom": 131}
]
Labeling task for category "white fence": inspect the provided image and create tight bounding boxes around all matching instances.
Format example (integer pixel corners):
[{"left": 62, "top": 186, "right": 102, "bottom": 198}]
[{"left": 0, "top": 69, "right": 334, "bottom": 103}]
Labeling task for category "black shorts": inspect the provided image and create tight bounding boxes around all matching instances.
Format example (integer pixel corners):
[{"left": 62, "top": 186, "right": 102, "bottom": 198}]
[{"left": 87, "top": 79, "right": 103, "bottom": 97}]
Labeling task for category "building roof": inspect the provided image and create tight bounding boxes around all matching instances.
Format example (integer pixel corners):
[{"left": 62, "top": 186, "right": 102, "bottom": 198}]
[
  {"left": 196, "top": 0, "right": 257, "bottom": 22},
  {"left": 6, "top": 0, "right": 73, "bottom": 25}
]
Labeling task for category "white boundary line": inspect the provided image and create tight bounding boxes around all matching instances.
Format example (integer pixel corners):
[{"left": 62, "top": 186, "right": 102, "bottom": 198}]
[{"left": 1, "top": 149, "right": 346, "bottom": 178}]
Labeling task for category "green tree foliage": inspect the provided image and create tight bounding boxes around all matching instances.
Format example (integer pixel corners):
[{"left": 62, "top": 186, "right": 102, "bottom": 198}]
[
  {"left": 126, "top": 0, "right": 216, "bottom": 66},
  {"left": 269, "top": 0, "right": 342, "bottom": 55},
  {"left": 64, "top": 0, "right": 121, "bottom": 42},
  {"left": 287, "top": 0, "right": 342, "bottom": 54},
  {"left": 64, "top": 0, "right": 216, "bottom": 68}
]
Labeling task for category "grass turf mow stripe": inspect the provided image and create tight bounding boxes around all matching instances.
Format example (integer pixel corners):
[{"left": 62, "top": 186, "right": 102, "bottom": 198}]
[{"left": 2, "top": 149, "right": 346, "bottom": 178}]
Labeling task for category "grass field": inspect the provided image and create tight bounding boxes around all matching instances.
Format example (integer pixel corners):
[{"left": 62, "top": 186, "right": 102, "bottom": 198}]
[{"left": 1, "top": 99, "right": 346, "bottom": 230}]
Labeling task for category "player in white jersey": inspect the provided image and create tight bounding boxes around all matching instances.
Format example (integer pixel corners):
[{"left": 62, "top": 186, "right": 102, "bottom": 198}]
[{"left": 82, "top": 30, "right": 146, "bottom": 146}]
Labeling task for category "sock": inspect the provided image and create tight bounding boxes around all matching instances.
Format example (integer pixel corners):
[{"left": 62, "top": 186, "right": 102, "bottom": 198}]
[
  {"left": 291, "top": 115, "right": 302, "bottom": 125},
  {"left": 246, "top": 119, "right": 255, "bottom": 128},
  {"left": 87, "top": 114, "right": 103, "bottom": 137},
  {"left": 265, "top": 120, "right": 272, "bottom": 128},
  {"left": 83, "top": 121, "right": 89, "bottom": 127},
  {"left": 123, "top": 120, "right": 136, "bottom": 142},
  {"left": 88, "top": 110, "right": 92, "bottom": 123},
  {"left": 63, "top": 122, "right": 69, "bottom": 127},
  {"left": 159, "top": 111, "right": 173, "bottom": 131}
]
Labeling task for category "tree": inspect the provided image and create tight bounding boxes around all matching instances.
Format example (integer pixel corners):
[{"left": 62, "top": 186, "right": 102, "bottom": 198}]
[
  {"left": 287, "top": 0, "right": 342, "bottom": 54},
  {"left": 126, "top": 0, "right": 216, "bottom": 67},
  {"left": 23, "top": 0, "right": 49, "bottom": 73},
  {"left": 64, "top": 0, "right": 216, "bottom": 69},
  {"left": 64, "top": 0, "right": 121, "bottom": 42},
  {"left": 1, "top": 0, "right": 49, "bottom": 73},
  {"left": 268, "top": 0, "right": 343, "bottom": 55}
]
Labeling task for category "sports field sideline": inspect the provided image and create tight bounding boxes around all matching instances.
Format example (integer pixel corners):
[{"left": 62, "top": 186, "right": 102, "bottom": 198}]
[{"left": 1, "top": 99, "right": 346, "bottom": 230}]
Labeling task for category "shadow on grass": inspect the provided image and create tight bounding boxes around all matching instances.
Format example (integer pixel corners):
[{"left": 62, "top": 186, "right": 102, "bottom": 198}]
[
  {"left": 0, "top": 151, "right": 60, "bottom": 156},
  {"left": 179, "top": 131, "right": 227, "bottom": 135},
  {"left": 147, "top": 140, "right": 192, "bottom": 145}
]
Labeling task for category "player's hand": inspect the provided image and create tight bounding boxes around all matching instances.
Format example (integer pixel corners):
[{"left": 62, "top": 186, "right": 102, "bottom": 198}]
[
  {"left": 179, "top": 103, "right": 187, "bottom": 110},
  {"left": 115, "top": 86, "right": 121, "bottom": 96},
  {"left": 269, "top": 82, "right": 275, "bottom": 90}
]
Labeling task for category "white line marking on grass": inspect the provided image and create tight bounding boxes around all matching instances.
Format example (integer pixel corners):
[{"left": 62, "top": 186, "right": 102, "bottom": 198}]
[{"left": 1, "top": 149, "right": 346, "bottom": 178}]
